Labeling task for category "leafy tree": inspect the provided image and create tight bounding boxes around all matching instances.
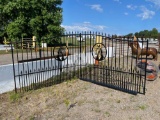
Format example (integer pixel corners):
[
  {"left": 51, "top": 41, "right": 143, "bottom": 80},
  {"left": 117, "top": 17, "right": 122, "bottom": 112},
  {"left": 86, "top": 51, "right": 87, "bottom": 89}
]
[
  {"left": 133, "top": 28, "right": 159, "bottom": 39},
  {"left": 150, "top": 28, "right": 158, "bottom": 39},
  {"left": 135, "top": 32, "right": 139, "bottom": 37},
  {"left": 158, "top": 33, "right": 160, "bottom": 41},
  {"left": 138, "top": 31, "right": 145, "bottom": 37},
  {"left": 125, "top": 33, "right": 133, "bottom": 37},
  {"left": 143, "top": 30, "right": 149, "bottom": 38},
  {"left": 0, "top": 0, "right": 64, "bottom": 43}
]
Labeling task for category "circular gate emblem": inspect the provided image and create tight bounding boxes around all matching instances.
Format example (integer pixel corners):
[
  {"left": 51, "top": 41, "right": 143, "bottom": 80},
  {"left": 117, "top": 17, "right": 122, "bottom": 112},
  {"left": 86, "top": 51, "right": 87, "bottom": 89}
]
[
  {"left": 92, "top": 43, "right": 107, "bottom": 61},
  {"left": 54, "top": 46, "right": 69, "bottom": 61}
]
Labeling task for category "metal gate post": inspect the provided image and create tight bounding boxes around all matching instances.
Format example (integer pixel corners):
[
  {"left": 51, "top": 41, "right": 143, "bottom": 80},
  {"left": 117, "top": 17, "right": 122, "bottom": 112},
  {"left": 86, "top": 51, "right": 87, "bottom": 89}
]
[
  {"left": 143, "top": 39, "right": 148, "bottom": 94},
  {"left": 80, "top": 33, "right": 82, "bottom": 78},
  {"left": 11, "top": 42, "right": 17, "bottom": 93}
]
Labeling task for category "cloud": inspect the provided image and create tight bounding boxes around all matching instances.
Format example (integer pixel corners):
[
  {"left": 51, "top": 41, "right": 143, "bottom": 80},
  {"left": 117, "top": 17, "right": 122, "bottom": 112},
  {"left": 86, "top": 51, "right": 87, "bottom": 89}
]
[
  {"left": 89, "top": 4, "right": 103, "bottom": 12},
  {"left": 113, "top": 0, "right": 121, "bottom": 4},
  {"left": 137, "top": 6, "right": 155, "bottom": 20},
  {"left": 61, "top": 25, "right": 92, "bottom": 32},
  {"left": 146, "top": 0, "right": 160, "bottom": 7},
  {"left": 61, "top": 22, "right": 107, "bottom": 32},
  {"left": 124, "top": 12, "right": 129, "bottom": 15},
  {"left": 83, "top": 21, "right": 91, "bottom": 24},
  {"left": 127, "top": 5, "right": 137, "bottom": 10}
]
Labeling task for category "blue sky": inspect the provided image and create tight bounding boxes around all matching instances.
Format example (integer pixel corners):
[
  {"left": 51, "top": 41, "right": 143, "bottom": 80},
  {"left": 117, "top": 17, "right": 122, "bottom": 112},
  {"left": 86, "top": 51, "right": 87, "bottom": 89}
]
[{"left": 61, "top": 0, "right": 160, "bottom": 35}]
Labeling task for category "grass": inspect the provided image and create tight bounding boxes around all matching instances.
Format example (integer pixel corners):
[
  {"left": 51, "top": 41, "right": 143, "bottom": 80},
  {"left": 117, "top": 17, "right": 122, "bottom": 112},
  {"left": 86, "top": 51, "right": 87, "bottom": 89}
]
[
  {"left": 64, "top": 99, "right": 70, "bottom": 107},
  {"left": 93, "top": 108, "right": 101, "bottom": 113},
  {"left": 0, "top": 72, "right": 158, "bottom": 119},
  {"left": 105, "top": 111, "right": 111, "bottom": 117},
  {"left": 116, "top": 99, "right": 121, "bottom": 103},
  {"left": 9, "top": 93, "right": 22, "bottom": 102},
  {"left": 138, "top": 104, "right": 148, "bottom": 110}
]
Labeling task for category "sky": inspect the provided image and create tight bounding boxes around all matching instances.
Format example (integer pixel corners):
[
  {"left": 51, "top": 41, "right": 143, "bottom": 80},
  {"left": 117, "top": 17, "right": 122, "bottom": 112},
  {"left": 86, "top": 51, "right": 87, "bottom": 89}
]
[{"left": 61, "top": 0, "right": 160, "bottom": 35}]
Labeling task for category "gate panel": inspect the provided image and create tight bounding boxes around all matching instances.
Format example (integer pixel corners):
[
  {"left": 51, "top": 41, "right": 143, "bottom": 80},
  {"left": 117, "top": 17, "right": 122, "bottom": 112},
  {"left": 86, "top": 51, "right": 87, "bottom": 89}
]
[
  {"left": 11, "top": 33, "right": 148, "bottom": 94},
  {"left": 11, "top": 36, "right": 82, "bottom": 92},
  {"left": 78, "top": 33, "right": 148, "bottom": 94}
]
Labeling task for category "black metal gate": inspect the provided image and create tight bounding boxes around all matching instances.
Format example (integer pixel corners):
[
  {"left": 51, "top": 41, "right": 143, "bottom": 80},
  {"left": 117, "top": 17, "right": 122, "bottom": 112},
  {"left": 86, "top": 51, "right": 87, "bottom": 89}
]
[{"left": 11, "top": 32, "right": 148, "bottom": 94}]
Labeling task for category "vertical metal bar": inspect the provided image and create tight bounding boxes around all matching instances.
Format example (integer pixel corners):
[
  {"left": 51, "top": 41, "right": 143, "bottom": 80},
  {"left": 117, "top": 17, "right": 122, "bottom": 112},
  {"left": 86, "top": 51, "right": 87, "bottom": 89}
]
[
  {"left": 80, "top": 33, "right": 82, "bottom": 78},
  {"left": 66, "top": 33, "right": 69, "bottom": 80},
  {"left": 143, "top": 40, "right": 148, "bottom": 94},
  {"left": 89, "top": 32, "right": 92, "bottom": 80},
  {"left": 26, "top": 42, "right": 30, "bottom": 90},
  {"left": 133, "top": 69, "right": 136, "bottom": 92},
  {"left": 50, "top": 42, "right": 53, "bottom": 85},
  {"left": 21, "top": 71, "right": 24, "bottom": 92},
  {"left": 30, "top": 40, "right": 34, "bottom": 89},
  {"left": 11, "top": 42, "right": 17, "bottom": 93},
  {"left": 54, "top": 48, "right": 57, "bottom": 84},
  {"left": 126, "top": 38, "right": 129, "bottom": 71},
  {"left": 39, "top": 41, "right": 42, "bottom": 87},
  {"left": 24, "top": 71, "right": 28, "bottom": 91},
  {"left": 114, "top": 37, "right": 117, "bottom": 69},
  {"left": 42, "top": 39, "right": 45, "bottom": 86},
  {"left": 35, "top": 40, "right": 38, "bottom": 86},
  {"left": 122, "top": 39, "right": 125, "bottom": 69},
  {"left": 46, "top": 39, "right": 49, "bottom": 87},
  {"left": 16, "top": 40, "right": 21, "bottom": 92},
  {"left": 34, "top": 69, "right": 37, "bottom": 89}
]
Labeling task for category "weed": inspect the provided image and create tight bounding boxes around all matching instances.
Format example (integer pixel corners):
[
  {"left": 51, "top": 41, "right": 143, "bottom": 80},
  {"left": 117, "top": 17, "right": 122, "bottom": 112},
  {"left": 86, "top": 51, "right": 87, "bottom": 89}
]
[
  {"left": 77, "top": 99, "right": 86, "bottom": 106},
  {"left": 138, "top": 104, "right": 147, "bottom": 110},
  {"left": 105, "top": 111, "right": 111, "bottom": 117},
  {"left": 130, "top": 95, "right": 136, "bottom": 102},
  {"left": 64, "top": 99, "right": 70, "bottom": 107},
  {"left": 29, "top": 115, "right": 35, "bottom": 120},
  {"left": 116, "top": 100, "right": 121, "bottom": 103},
  {"left": 136, "top": 116, "right": 142, "bottom": 120},
  {"left": 92, "top": 108, "right": 101, "bottom": 113},
  {"left": 9, "top": 93, "right": 21, "bottom": 102}
]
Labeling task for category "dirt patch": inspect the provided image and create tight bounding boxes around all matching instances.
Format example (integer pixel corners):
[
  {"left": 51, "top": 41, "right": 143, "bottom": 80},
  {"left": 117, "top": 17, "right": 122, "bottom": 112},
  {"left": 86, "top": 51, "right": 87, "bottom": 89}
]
[
  {"left": 1, "top": 51, "right": 160, "bottom": 120},
  {"left": 0, "top": 76, "right": 160, "bottom": 120}
]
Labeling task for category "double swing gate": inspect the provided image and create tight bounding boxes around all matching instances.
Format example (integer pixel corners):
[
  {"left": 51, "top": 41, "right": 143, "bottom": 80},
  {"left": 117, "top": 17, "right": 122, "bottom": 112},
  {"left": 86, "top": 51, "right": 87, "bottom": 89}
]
[{"left": 11, "top": 32, "right": 148, "bottom": 94}]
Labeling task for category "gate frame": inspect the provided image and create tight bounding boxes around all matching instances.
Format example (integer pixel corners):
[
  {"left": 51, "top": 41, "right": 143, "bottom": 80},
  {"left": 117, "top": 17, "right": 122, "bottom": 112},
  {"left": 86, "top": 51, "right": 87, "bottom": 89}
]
[{"left": 11, "top": 32, "right": 149, "bottom": 95}]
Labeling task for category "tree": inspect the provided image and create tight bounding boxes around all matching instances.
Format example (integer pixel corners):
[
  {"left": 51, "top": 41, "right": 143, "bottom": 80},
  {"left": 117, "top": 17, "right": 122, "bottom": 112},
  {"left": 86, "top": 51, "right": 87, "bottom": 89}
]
[
  {"left": 150, "top": 28, "right": 158, "bottom": 39},
  {"left": 133, "top": 28, "right": 159, "bottom": 39},
  {"left": 143, "top": 30, "right": 149, "bottom": 38},
  {"left": 135, "top": 32, "right": 139, "bottom": 37},
  {"left": 125, "top": 33, "right": 133, "bottom": 37},
  {"left": 0, "top": 0, "right": 64, "bottom": 43},
  {"left": 138, "top": 31, "right": 145, "bottom": 37},
  {"left": 0, "top": 0, "right": 10, "bottom": 43}
]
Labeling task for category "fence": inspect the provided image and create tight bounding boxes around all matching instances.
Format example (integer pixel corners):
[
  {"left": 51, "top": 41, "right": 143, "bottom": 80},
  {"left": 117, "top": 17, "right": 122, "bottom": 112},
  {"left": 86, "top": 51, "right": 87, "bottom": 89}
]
[{"left": 11, "top": 32, "right": 148, "bottom": 94}]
